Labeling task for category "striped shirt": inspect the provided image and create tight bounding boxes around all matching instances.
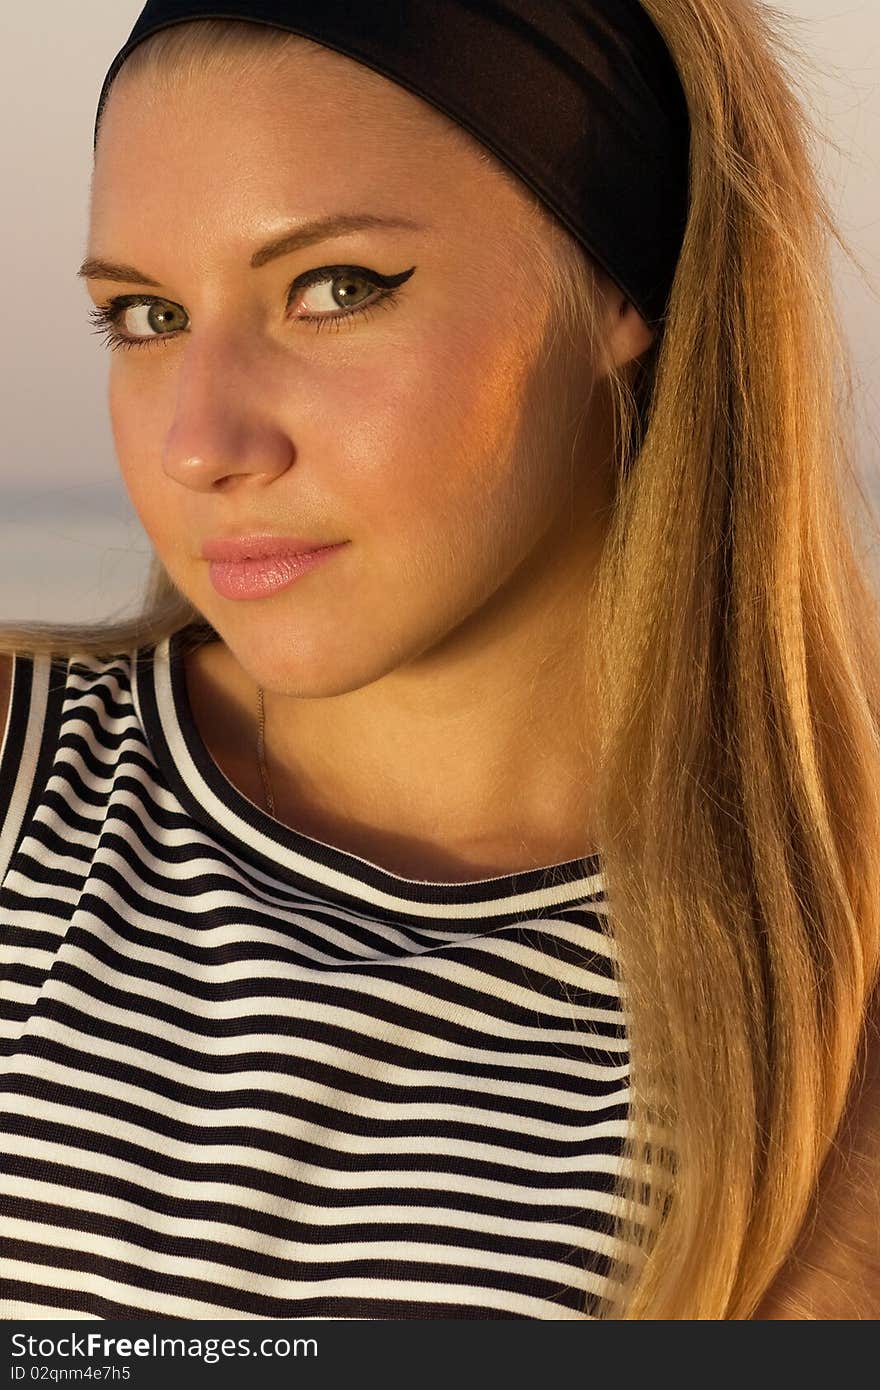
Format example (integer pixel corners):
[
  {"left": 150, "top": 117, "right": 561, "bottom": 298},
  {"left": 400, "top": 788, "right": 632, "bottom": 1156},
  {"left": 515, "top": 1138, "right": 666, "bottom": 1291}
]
[{"left": 0, "top": 630, "right": 630, "bottom": 1320}]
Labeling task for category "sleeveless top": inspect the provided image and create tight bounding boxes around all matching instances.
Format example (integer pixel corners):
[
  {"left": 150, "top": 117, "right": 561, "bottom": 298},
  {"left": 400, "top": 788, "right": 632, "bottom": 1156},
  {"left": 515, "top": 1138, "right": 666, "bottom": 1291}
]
[{"left": 0, "top": 630, "right": 630, "bottom": 1321}]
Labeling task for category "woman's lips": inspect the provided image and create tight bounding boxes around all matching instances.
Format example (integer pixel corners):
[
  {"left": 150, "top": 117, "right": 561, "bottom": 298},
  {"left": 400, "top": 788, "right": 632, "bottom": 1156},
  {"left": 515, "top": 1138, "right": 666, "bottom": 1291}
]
[
  {"left": 207, "top": 542, "right": 349, "bottom": 600},
  {"left": 201, "top": 533, "right": 344, "bottom": 562}
]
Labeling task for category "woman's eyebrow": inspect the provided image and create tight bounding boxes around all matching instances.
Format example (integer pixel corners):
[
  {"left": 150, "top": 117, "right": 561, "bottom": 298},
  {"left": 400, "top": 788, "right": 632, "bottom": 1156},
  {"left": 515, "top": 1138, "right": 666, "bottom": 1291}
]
[{"left": 76, "top": 211, "right": 427, "bottom": 284}]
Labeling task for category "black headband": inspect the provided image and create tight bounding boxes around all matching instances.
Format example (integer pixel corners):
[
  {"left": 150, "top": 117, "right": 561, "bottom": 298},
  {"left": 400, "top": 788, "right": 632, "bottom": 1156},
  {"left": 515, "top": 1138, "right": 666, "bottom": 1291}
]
[{"left": 94, "top": 1, "right": 691, "bottom": 328}]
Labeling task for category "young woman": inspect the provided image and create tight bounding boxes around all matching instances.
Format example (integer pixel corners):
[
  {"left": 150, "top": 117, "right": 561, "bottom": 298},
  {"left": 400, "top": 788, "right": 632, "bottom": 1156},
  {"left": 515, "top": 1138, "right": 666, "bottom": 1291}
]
[{"left": 1, "top": 1, "right": 878, "bottom": 1320}]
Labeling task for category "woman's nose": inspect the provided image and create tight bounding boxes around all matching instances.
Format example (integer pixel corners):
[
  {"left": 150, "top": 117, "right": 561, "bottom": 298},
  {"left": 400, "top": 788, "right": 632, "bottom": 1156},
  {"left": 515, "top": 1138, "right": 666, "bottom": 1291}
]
[{"left": 160, "top": 332, "right": 296, "bottom": 491}]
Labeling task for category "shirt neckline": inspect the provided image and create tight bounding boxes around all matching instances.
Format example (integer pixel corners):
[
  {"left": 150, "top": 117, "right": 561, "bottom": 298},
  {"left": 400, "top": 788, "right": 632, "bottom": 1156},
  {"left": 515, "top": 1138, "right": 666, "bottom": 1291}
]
[{"left": 132, "top": 628, "right": 605, "bottom": 919}]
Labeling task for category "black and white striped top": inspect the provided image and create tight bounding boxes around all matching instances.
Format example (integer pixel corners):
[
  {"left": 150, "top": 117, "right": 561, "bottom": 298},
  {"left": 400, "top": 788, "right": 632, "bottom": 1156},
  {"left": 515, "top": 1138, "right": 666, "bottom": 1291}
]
[{"left": 0, "top": 630, "right": 630, "bottom": 1320}]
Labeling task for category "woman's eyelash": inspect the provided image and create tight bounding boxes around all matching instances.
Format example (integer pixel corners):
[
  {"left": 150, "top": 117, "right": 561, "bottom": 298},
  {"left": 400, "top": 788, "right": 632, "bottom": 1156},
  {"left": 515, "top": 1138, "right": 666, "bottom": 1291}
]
[{"left": 87, "top": 263, "right": 417, "bottom": 352}]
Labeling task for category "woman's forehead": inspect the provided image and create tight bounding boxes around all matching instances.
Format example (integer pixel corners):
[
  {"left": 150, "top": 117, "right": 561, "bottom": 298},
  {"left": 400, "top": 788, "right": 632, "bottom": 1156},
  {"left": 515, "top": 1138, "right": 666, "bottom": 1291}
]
[
  {"left": 99, "top": 39, "right": 464, "bottom": 164},
  {"left": 88, "top": 65, "right": 535, "bottom": 263}
]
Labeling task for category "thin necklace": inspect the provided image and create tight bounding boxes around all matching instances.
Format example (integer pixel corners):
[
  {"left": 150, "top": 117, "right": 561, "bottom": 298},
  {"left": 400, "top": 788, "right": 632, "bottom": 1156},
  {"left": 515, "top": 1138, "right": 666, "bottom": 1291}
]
[{"left": 256, "top": 686, "right": 275, "bottom": 816}]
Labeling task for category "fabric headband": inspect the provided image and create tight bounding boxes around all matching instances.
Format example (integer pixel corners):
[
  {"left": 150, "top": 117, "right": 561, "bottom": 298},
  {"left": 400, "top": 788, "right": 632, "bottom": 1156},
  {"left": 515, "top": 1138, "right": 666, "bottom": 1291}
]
[{"left": 93, "top": 1, "right": 692, "bottom": 328}]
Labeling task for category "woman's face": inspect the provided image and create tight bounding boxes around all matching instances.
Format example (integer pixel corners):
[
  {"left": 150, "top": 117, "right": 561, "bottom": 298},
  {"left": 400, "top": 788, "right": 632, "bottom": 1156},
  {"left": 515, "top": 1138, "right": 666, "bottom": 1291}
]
[{"left": 85, "top": 43, "right": 651, "bottom": 696}]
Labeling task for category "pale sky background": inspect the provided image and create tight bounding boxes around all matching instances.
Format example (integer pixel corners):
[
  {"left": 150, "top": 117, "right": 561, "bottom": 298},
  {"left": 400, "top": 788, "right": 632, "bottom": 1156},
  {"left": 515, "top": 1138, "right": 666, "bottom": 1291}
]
[{"left": 1, "top": 2, "right": 878, "bottom": 622}]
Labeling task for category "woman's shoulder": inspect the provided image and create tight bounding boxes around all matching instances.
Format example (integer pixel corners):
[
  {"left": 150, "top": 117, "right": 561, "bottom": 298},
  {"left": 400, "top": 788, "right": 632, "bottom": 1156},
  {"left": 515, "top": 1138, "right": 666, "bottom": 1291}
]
[
  {"left": 0, "top": 646, "right": 129, "bottom": 760},
  {"left": 0, "top": 645, "right": 141, "bottom": 881},
  {"left": 0, "top": 651, "right": 12, "bottom": 738}
]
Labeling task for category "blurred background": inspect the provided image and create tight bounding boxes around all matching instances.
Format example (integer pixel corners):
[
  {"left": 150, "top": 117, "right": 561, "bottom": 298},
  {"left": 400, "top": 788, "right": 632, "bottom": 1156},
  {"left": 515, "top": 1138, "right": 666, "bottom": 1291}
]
[{"left": 1, "top": 1, "right": 878, "bottom": 622}]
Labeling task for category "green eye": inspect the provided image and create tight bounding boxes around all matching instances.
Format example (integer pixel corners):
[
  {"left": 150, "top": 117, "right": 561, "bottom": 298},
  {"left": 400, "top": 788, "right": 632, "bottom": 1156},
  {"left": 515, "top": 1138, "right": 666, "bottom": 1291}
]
[{"left": 87, "top": 263, "right": 417, "bottom": 351}]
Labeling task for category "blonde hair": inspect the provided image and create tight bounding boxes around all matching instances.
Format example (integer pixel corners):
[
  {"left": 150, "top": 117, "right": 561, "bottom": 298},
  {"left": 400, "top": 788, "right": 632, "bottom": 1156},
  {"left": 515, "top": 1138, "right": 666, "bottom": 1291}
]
[{"left": 4, "top": 1, "right": 880, "bottom": 1318}]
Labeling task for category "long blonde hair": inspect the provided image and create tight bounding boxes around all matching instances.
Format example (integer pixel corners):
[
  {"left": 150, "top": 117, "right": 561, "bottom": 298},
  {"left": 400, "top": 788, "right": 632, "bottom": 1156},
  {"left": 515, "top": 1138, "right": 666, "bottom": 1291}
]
[{"left": 4, "top": 2, "right": 880, "bottom": 1318}]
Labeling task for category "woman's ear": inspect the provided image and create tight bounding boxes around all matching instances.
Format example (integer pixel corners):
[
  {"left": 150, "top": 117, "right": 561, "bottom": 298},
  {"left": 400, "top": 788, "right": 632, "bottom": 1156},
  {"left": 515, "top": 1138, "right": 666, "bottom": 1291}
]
[
  {"left": 594, "top": 269, "right": 657, "bottom": 376},
  {"left": 609, "top": 297, "right": 657, "bottom": 373}
]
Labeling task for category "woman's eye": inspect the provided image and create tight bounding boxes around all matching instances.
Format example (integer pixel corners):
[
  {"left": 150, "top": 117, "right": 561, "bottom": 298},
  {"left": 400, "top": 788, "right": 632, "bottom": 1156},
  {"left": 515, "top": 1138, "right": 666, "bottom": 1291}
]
[
  {"left": 105, "top": 301, "right": 187, "bottom": 344},
  {"left": 296, "top": 268, "right": 378, "bottom": 317},
  {"left": 87, "top": 263, "right": 416, "bottom": 351}
]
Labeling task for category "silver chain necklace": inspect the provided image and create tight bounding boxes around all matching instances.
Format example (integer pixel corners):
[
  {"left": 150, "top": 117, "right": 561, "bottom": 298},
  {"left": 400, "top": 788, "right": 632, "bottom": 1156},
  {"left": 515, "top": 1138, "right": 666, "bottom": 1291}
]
[{"left": 255, "top": 686, "right": 275, "bottom": 816}]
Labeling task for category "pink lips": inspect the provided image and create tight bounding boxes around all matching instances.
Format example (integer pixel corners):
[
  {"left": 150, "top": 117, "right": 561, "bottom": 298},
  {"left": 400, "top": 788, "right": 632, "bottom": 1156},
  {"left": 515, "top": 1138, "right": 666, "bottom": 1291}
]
[
  {"left": 203, "top": 537, "right": 349, "bottom": 600},
  {"left": 201, "top": 534, "right": 341, "bottom": 562}
]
